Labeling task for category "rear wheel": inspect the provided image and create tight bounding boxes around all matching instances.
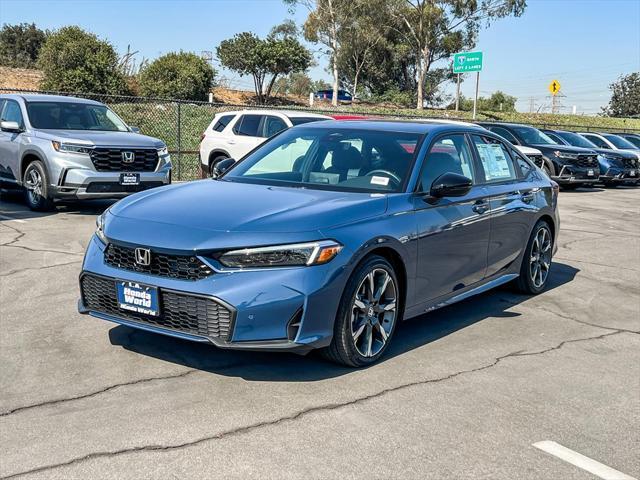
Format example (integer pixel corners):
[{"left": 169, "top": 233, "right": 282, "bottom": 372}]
[
  {"left": 321, "top": 255, "right": 401, "bottom": 367},
  {"left": 23, "top": 160, "right": 54, "bottom": 211},
  {"left": 515, "top": 220, "right": 553, "bottom": 294}
]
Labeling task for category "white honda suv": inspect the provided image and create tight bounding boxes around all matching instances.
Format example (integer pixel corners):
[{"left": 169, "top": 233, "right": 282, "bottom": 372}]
[{"left": 199, "top": 110, "right": 331, "bottom": 177}]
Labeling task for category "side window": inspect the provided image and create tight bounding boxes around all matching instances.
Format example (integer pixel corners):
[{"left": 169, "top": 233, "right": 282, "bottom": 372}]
[
  {"left": 490, "top": 126, "right": 519, "bottom": 145},
  {"left": 212, "top": 114, "right": 234, "bottom": 132},
  {"left": 262, "top": 116, "right": 288, "bottom": 137},
  {"left": 512, "top": 149, "right": 534, "bottom": 178},
  {"left": 583, "top": 134, "right": 608, "bottom": 148},
  {"left": 420, "top": 134, "right": 476, "bottom": 191},
  {"left": 472, "top": 135, "right": 518, "bottom": 183},
  {"left": 1, "top": 100, "right": 24, "bottom": 126},
  {"left": 233, "top": 115, "right": 263, "bottom": 137}
]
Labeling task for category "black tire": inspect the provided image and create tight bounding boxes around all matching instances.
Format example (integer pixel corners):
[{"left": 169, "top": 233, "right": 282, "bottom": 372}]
[
  {"left": 514, "top": 220, "right": 553, "bottom": 294},
  {"left": 208, "top": 155, "right": 227, "bottom": 177},
  {"left": 321, "top": 255, "right": 401, "bottom": 367},
  {"left": 22, "top": 160, "right": 55, "bottom": 211},
  {"left": 542, "top": 161, "right": 554, "bottom": 178}
]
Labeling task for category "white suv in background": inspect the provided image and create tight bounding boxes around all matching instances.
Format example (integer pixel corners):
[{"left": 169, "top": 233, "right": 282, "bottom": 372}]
[{"left": 199, "top": 110, "right": 331, "bottom": 177}]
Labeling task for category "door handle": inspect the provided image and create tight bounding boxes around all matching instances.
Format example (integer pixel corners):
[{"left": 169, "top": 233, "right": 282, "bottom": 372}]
[
  {"left": 472, "top": 200, "right": 489, "bottom": 215},
  {"left": 226, "top": 140, "right": 236, "bottom": 145}
]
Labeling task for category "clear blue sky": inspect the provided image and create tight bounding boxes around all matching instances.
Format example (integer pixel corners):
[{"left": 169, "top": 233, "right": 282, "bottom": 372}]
[{"left": 1, "top": 0, "right": 638, "bottom": 114}]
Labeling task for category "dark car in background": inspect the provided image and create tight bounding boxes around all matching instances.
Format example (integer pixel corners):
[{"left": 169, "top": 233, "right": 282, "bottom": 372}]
[
  {"left": 542, "top": 129, "right": 638, "bottom": 187},
  {"left": 477, "top": 122, "right": 599, "bottom": 189},
  {"left": 614, "top": 133, "right": 640, "bottom": 149},
  {"left": 315, "top": 89, "right": 353, "bottom": 103},
  {"left": 79, "top": 120, "right": 559, "bottom": 367}
]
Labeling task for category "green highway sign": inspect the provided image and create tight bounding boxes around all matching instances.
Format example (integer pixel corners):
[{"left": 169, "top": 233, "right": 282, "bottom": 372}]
[{"left": 453, "top": 51, "right": 483, "bottom": 73}]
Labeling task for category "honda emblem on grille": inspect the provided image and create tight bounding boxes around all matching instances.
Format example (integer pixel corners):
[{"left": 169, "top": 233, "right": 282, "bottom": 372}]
[
  {"left": 122, "top": 151, "right": 135, "bottom": 163},
  {"left": 134, "top": 248, "right": 151, "bottom": 266}
]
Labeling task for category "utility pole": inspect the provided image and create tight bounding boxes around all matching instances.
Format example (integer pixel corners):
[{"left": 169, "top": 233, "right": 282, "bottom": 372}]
[
  {"left": 455, "top": 73, "right": 461, "bottom": 111},
  {"left": 529, "top": 97, "right": 535, "bottom": 113},
  {"left": 473, "top": 71, "right": 480, "bottom": 120}
]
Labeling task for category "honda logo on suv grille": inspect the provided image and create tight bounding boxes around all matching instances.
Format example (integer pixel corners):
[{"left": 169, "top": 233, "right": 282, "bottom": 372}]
[
  {"left": 134, "top": 248, "right": 151, "bottom": 266},
  {"left": 122, "top": 151, "right": 135, "bottom": 163}
]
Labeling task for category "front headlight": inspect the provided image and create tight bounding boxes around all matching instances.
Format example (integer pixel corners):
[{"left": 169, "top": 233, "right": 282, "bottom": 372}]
[
  {"left": 218, "top": 240, "right": 343, "bottom": 268},
  {"left": 52, "top": 141, "right": 92, "bottom": 155},
  {"left": 95, "top": 212, "right": 108, "bottom": 244},
  {"left": 553, "top": 150, "right": 579, "bottom": 160},
  {"left": 157, "top": 145, "right": 169, "bottom": 156}
]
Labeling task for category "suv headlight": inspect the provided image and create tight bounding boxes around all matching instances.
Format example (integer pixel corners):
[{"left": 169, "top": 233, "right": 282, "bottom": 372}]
[
  {"left": 95, "top": 212, "right": 108, "bottom": 244},
  {"left": 218, "top": 240, "right": 343, "bottom": 268},
  {"left": 553, "top": 150, "right": 579, "bottom": 160},
  {"left": 52, "top": 141, "right": 92, "bottom": 155},
  {"left": 157, "top": 145, "right": 169, "bottom": 156}
]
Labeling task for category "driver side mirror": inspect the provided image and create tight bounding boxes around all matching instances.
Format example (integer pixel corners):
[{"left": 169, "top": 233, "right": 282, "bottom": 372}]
[
  {"left": 212, "top": 158, "right": 235, "bottom": 178},
  {"left": 429, "top": 172, "right": 473, "bottom": 198},
  {"left": 129, "top": 126, "right": 141, "bottom": 133},
  {"left": 0, "top": 121, "right": 23, "bottom": 133}
]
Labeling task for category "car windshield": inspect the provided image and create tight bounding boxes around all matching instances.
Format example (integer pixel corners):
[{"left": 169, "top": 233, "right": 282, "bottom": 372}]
[
  {"left": 289, "top": 117, "right": 327, "bottom": 126},
  {"left": 223, "top": 127, "right": 423, "bottom": 193},
  {"left": 603, "top": 134, "right": 637, "bottom": 149},
  {"left": 512, "top": 126, "right": 556, "bottom": 145},
  {"left": 557, "top": 131, "right": 597, "bottom": 149},
  {"left": 25, "top": 101, "right": 129, "bottom": 131},
  {"left": 621, "top": 135, "right": 640, "bottom": 148}
]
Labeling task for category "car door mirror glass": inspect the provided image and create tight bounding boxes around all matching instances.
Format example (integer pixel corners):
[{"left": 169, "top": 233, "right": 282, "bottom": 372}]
[
  {"left": 429, "top": 172, "right": 473, "bottom": 198},
  {"left": 0, "top": 121, "right": 22, "bottom": 133},
  {"left": 212, "top": 158, "right": 235, "bottom": 178}
]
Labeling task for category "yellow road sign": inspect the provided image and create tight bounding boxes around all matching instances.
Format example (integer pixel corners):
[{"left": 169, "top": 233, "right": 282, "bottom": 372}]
[{"left": 549, "top": 79, "right": 561, "bottom": 95}]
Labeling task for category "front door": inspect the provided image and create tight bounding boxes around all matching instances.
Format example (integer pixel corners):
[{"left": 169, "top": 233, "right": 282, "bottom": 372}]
[
  {"left": 413, "top": 133, "right": 491, "bottom": 304},
  {"left": 0, "top": 99, "right": 25, "bottom": 186}
]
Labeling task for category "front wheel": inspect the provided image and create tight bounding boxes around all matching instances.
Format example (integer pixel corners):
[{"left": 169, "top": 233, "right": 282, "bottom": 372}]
[
  {"left": 515, "top": 220, "right": 553, "bottom": 294},
  {"left": 321, "top": 255, "right": 401, "bottom": 367},
  {"left": 23, "top": 160, "right": 54, "bottom": 211}
]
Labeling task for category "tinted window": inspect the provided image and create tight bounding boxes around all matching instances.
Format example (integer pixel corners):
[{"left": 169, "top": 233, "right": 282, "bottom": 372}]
[
  {"left": 622, "top": 135, "right": 640, "bottom": 148},
  {"left": 26, "top": 101, "right": 128, "bottom": 131},
  {"left": 290, "top": 117, "right": 326, "bottom": 126},
  {"left": 212, "top": 114, "right": 234, "bottom": 132},
  {"left": 1, "top": 100, "right": 24, "bottom": 126},
  {"left": 512, "top": 149, "right": 534, "bottom": 177},
  {"left": 225, "top": 127, "right": 423, "bottom": 193},
  {"left": 511, "top": 126, "right": 556, "bottom": 145},
  {"left": 233, "top": 115, "right": 263, "bottom": 136},
  {"left": 556, "top": 131, "right": 597, "bottom": 148},
  {"left": 262, "top": 116, "right": 288, "bottom": 137},
  {"left": 603, "top": 134, "right": 637, "bottom": 149},
  {"left": 472, "top": 135, "right": 517, "bottom": 183},
  {"left": 420, "top": 134, "right": 475, "bottom": 191},
  {"left": 544, "top": 131, "right": 564, "bottom": 144},
  {"left": 582, "top": 134, "right": 609, "bottom": 148},
  {"left": 489, "top": 126, "right": 519, "bottom": 144}
]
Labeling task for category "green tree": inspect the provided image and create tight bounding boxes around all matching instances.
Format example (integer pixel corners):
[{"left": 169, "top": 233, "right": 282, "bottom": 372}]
[
  {"left": 387, "top": 0, "right": 526, "bottom": 109},
  {"left": 217, "top": 32, "right": 311, "bottom": 104},
  {"left": 37, "top": 26, "right": 128, "bottom": 94},
  {"left": 448, "top": 90, "right": 518, "bottom": 112},
  {"left": 138, "top": 52, "right": 215, "bottom": 100},
  {"left": 0, "top": 23, "right": 48, "bottom": 68},
  {"left": 603, "top": 73, "right": 640, "bottom": 117}
]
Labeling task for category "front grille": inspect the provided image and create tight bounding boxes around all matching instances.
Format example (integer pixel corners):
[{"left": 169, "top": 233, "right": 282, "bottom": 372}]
[
  {"left": 574, "top": 155, "right": 598, "bottom": 168},
  {"left": 86, "top": 182, "right": 164, "bottom": 193},
  {"left": 90, "top": 148, "right": 159, "bottom": 172},
  {"left": 527, "top": 154, "right": 544, "bottom": 168},
  {"left": 622, "top": 158, "right": 638, "bottom": 169},
  {"left": 104, "top": 244, "right": 213, "bottom": 281},
  {"left": 80, "top": 274, "right": 233, "bottom": 339}
]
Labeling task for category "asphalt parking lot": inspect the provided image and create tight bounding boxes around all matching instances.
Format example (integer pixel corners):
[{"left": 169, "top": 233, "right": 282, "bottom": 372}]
[{"left": 1, "top": 186, "right": 639, "bottom": 480}]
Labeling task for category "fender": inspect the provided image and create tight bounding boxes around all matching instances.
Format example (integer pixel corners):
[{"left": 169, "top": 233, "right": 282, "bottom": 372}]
[{"left": 19, "top": 147, "right": 47, "bottom": 187}]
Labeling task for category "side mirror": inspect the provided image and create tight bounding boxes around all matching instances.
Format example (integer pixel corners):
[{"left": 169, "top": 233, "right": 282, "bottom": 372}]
[
  {"left": 0, "top": 121, "right": 23, "bottom": 133},
  {"left": 429, "top": 172, "right": 473, "bottom": 198},
  {"left": 212, "top": 158, "right": 235, "bottom": 178},
  {"left": 129, "top": 126, "right": 141, "bottom": 133}
]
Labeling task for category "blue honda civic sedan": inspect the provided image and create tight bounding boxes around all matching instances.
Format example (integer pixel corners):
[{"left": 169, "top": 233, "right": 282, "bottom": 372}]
[{"left": 79, "top": 120, "right": 559, "bottom": 367}]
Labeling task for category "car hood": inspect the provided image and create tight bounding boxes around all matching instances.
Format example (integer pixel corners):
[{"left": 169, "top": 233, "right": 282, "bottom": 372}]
[
  {"left": 530, "top": 144, "right": 597, "bottom": 155},
  {"left": 514, "top": 145, "right": 542, "bottom": 156},
  {"left": 105, "top": 180, "right": 388, "bottom": 250},
  {"left": 594, "top": 148, "right": 636, "bottom": 159},
  {"left": 34, "top": 130, "right": 164, "bottom": 147}
]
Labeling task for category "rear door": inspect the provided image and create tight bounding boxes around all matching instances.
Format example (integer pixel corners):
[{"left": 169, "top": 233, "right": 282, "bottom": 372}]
[
  {"left": 470, "top": 134, "right": 540, "bottom": 278},
  {"left": 413, "top": 133, "right": 491, "bottom": 303},
  {"left": 227, "top": 114, "right": 266, "bottom": 159}
]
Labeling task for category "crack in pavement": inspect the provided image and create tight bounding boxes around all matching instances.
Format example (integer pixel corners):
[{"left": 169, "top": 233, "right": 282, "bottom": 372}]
[
  {"left": 0, "top": 260, "right": 82, "bottom": 278},
  {"left": 0, "top": 222, "right": 83, "bottom": 256},
  {"left": 0, "top": 330, "right": 628, "bottom": 480}
]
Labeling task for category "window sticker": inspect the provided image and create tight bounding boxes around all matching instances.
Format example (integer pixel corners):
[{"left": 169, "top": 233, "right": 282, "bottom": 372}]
[
  {"left": 476, "top": 143, "right": 512, "bottom": 180},
  {"left": 370, "top": 176, "right": 390, "bottom": 186}
]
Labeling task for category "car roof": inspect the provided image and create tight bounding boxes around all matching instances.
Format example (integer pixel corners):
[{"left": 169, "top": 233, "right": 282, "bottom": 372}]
[
  {"left": 0, "top": 93, "right": 104, "bottom": 105},
  {"left": 477, "top": 122, "right": 537, "bottom": 130},
  {"left": 290, "top": 119, "right": 488, "bottom": 134},
  {"left": 218, "top": 109, "right": 331, "bottom": 119}
]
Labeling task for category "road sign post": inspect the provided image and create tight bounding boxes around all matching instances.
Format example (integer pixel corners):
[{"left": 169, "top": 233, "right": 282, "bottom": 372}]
[
  {"left": 453, "top": 52, "right": 483, "bottom": 119},
  {"left": 548, "top": 79, "right": 561, "bottom": 114}
]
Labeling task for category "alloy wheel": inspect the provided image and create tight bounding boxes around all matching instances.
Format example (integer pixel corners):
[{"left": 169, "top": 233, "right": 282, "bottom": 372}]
[
  {"left": 350, "top": 268, "right": 397, "bottom": 358},
  {"left": 24, "top": 166, "right": 43, "bottom": 205},
  {"left": 529, "top": 227, "right": 552, "bottom": 288}
]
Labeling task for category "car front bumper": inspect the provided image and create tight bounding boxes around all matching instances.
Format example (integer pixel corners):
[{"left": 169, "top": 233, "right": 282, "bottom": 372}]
[
  {"left": 552, "top": 164, "right": 599, "bottom": 184},
  {"left": 599, "top": 167, "right": 639, "bottom": 184},
  {"left": 78, "top": 236, "right": 349, "bottom": 352}
]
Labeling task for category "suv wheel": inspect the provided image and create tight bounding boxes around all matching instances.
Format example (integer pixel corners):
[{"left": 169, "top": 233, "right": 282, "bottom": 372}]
[
  {"left": 23, "top": 160, "right": 54, "bottom": 211},
  {"left": 515, "top": 220, "right": 553, "bottom": 294},
  {"left": 321, "top": 255, "right": 401, "bottom": 367}
]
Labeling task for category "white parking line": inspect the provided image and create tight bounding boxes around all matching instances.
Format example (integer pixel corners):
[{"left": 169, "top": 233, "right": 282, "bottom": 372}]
[
  {"left": 533, "top": 441, "right": 637, "bottom": 480},
  {"left": 0, "top": 214, "right": 26, "bottom": 223}
]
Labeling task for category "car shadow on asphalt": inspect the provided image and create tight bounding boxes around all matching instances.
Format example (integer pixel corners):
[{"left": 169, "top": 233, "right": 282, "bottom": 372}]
[
  {"left": 0, "top": 190, "right": 116, "bottom": 221},
  {"left": 108, "top": 262, "right": 580, "bottom": 381}
]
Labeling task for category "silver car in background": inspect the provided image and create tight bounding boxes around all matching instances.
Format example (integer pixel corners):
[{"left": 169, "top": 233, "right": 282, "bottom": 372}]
[{"left": 0, "top": 94, "right": 171, "bottom": 210}]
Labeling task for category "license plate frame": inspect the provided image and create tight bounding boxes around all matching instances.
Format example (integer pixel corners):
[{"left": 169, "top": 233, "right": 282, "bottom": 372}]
[
  {"left": 116, "top": 280, "right": 160, "bottom": 317},
  {"left": 120, "top": 173, "right": 140, "bottom": 185},
  {"left": 587, "top": 169, "right": 595, "bottom": 177}
]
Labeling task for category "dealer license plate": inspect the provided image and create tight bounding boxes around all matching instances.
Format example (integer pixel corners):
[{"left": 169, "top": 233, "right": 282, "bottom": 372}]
[
  {"left": 116, "top": 281, "right": 159, "bottom": 317},
  {"left": 120, "top": 173, "right": 140, "bottom": 185}
]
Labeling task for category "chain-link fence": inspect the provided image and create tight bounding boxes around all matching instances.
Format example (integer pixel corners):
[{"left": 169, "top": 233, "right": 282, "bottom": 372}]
[{"left": 2, "top": 88, "right": 639, "bottom": 181}]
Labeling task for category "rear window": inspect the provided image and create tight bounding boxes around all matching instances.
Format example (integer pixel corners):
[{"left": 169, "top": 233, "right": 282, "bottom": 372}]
[{"left": 212, "top": 114, "right": 234, "bottom": 132}]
